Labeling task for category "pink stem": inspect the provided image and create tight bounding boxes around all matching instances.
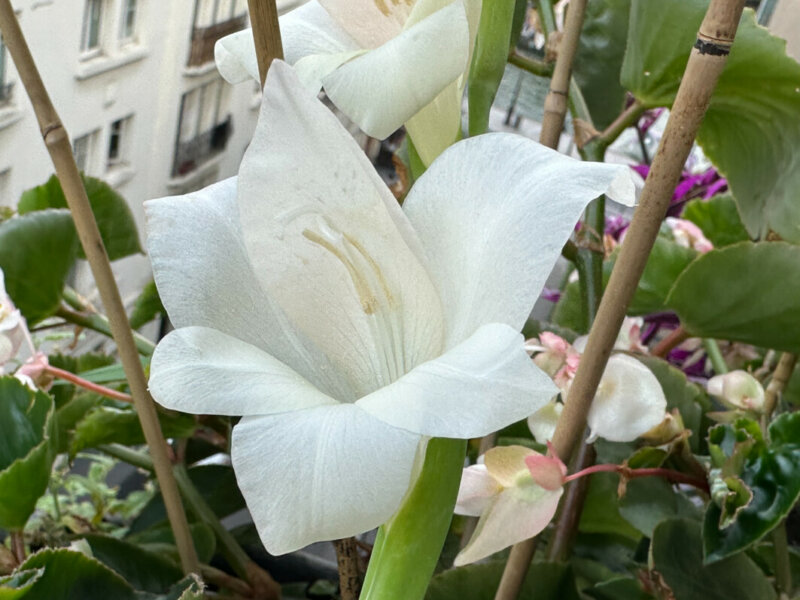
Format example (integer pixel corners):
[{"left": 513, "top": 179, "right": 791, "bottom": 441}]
[
  {"left": 45, "top": 365, "right": 132, "bottom": 403},
  {"left": 565, "top": 463, "right": 709, "bottom": 493}
]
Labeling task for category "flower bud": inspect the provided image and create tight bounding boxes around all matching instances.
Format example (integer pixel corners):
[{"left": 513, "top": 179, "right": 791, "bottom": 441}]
[{"left": 707, "top": 370, "right": 765, "bottom": 413}]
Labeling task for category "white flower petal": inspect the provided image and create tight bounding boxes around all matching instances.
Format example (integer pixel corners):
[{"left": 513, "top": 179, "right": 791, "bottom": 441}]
[
  {"left": 0, "top": 334, "right": 13, "bottom": 364},
  {"left": 231, "top": 406, "right": 422, "bottom": 555},
  {"left": 149, "top": 327, "right": 338, "bottom": 416},
  {"left": 145, "top": 178, "right": 356, "bottom": 400},
  {"left": 356, "top": 323, "right": 556, "bottom": 438},
  {"left": 586, "top": 354, "right": 668, "bottom": 443},
  {"left": 403, "top": 133, "right": 636, "bottom": 347},
  {"left": 455, "top": 464, "right": 499, "bottom": 517},
  {"left": 483, "top": 445, "right": 535, "bottom": 487},
  {"left": 237, "top": 61, "right": 444, "bottom": 397},
  {"left": 322, "top": 1, "right": 470, "bottom": 140},
  {"left": 527, "top": 401, "right": 563, "bottom": 444},
  {"left": 454, "top": 485, "right": 562, "bottom": 566},
  {"left": 318, "top": 0, "right": 410, "bottom": 48},
  {"left": 214, "top": 3, "right": 360, "bottom": 86}
]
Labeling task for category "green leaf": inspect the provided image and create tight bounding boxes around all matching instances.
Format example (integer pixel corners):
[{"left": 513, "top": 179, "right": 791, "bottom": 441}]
[
  {"left": 552, "top": 279, "right": 587, "bottom": 334},
  {"left": 682, "top": 195, "right": 750, "bottom": 248},
  {"left": 0, "top": 377, "right": 56, "bottom": 530},
  {"left": 18, "top": 175, "right": 142, "bottom": 261},
  {"left": 0, "top": 569, "right": 43, "bottom": 599},
  {"left": 610, "top": 235, "right": 697, "bottom": 316},
  {"left": 425, "top": 561, "right": 581, "bottom": 600},
  {"left": 618, "top": 477, "right": 700, "bottom": 537},
  {"left": 666, "top": 242, "right": 800, "bottom": 353},
  {"left": 622, "top": 1, "right": 800, "bottom": 243},
  {"left": 16, "top": 549, "right": 137, "bottom": 600},
  {"left": 584, "top": 577, "right": 652, "bottom": 600},
  {"left": 0, "top": 210, "right": 78, "bottom": 323},
  {"left": 131, "top": 522, "right": 216, "bottom": 566},
  {"left": 153, "top": 575, "right": 204, "bottom": 600},
  {"left": 651, "top": 518, "right": 775, "bottom": 600},
  {"left": 83, "top": 534, "right": 183, "bottom": 594},
  {"left": 468, "top": 0, "right": 517, "bottom": 136},
  {"left": 636, "top": 356, "right": 709, "bottom": 453},
  {"left": 573, "top": 0, "right": 631, "bottom": 129},
  {"left": 129, "top": 280, "right": 165, "bottom": 330},
  {"left": 704, "top": 413, "right": 800, "bottom": 562},
  {"left": 70, "top": 406, "right": 196, "bottom": 455},
  {"left": 579, "top": 472, "right": 642, "bottom": 541}
]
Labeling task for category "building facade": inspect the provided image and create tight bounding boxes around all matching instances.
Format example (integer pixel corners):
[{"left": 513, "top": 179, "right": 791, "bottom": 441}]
[{"left": 0, "top": 0, "right": 301, "bottom": 300}]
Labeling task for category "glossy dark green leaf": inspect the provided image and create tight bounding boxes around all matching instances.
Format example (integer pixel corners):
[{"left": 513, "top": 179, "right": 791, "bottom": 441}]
[
  {"left": 18, "top": 175, "right": 142, "bottom": 261},
  {"left": 425, "top": 561, "right": 581, "bottom": 600},
  {"left": 622, "top": 1, "right": 800, "bottom": 243},
  {"left": 468, "top": 0, "right": 517, "bottom": 135},
  {"left": 0, "top": 210, "right": 78, "bottom": 323},
  {"left": 83, "top": 534, "right": 182, "bottom": 594},
  {"left": 0, "top": 377, "right": 56, "bottom": 529},
  {"left": 704, "top": 413, "right": 800, "bottom": 562},
  {"left": 610, "top": 235, "right": 697, "bottom": 316},
  {"left": 573, "top": 0, "right": 631, "bottom": 129},
  {"left": 636, "top": 356, "right": 709, "bottom": 453},
  {"left": 129, "top": 280, "right": 165, "bottom": 330},
  {"left": 618, "top": 477, "right": 700, "bottom": 537},
  {"left": 70, "top": 406, "right": 196, "bottom": 455},
  {"left": 682, "top": 195, "right": 750, "bottom": 248},
  {"left": 666, "top": 242, "right": 800, "bottom": 353},
  {"left": 579, "top": 472, "right": 642, "bottom": 541},
  {"left": 652, "top": 518, "right": 775, "bottom": 600},
  {"left": 17, "top": 549, "right": 137, "bottom": 600}
]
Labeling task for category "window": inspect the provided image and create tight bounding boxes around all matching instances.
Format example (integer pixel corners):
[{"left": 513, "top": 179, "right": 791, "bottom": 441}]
[
  {"left": 81, "top": 0, "right": 104, "bottom": 53},
  {"left": 0, "top": 169, "right": 11, "bottom": 209},
  {"left": 73, "top": 130, "right": 99, "bottom": 173},
  {"left": 120, "top": 0, "right": 137, "bottom": 40},
  {"left": 107, "top": 115, "right": 132, "bottom": 168},
  {"left": 0, "top": 35, "right": 8, "bottom": 104},
  {"left": 172, "top": 79, "right": 232, "bottom": 176}
]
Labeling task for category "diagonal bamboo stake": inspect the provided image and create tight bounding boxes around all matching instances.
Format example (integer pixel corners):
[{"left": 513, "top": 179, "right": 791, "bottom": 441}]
[
  {"left": 247, "top": 0, "right": 284, "bottom": 86},
  {"left": 538, "top": 0, "right": 588, "bottom": 148},
  {"left": 496, "top": 1, "right": 747, "bottom": 598},
  {"left": 0, "top": 0, "right": 200, "bottom": 575}
]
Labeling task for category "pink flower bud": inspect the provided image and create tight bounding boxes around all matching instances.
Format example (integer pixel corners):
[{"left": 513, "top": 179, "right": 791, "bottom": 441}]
[{"left": 707, "top": 370, "right": 765, "bottom": 412}]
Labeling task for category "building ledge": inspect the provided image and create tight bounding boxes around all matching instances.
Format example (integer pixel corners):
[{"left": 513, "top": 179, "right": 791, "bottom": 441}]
[
  {"left": 105, "top": 164, "right": 136, "bottom": 188},
  {"left": 183, "top": 61, "right": 218, "bottom": 79},
  {"left": 75, "top": 45, "right": 148, "bottom": 81},
  {"left": 167, "top": 153, "right": 223, "bottom": 193}
]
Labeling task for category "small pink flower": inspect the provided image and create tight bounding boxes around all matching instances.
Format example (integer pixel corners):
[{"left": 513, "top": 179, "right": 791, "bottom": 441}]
[{"left": 665, "top": 217, "right": 713, "bottom": 253}]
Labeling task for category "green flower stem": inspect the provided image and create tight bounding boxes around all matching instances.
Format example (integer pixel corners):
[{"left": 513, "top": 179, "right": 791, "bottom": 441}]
[
  {"left": 58, "top": 289, "right": 155, "bottom": 356},
  {"left": 507, "top": 52, "right": 554, "bottom": 78},
  {"left": 360, "top": 438, "right": 466, "bottom": 600},
  {"left": 772, "top": 518, "right": 792, "bottom": 598},
  {"left": 467, "top": 0, "right": 518, "bottom": 136},
  {"left": 703, "top": 338, "right": 729, "bottom": 375}
]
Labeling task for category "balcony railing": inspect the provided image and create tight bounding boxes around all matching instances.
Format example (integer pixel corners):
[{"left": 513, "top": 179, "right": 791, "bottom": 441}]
[
  {"left": 0, "top": 81, "right": 13, "bottom": 105},
  {"left": 187, "top": 14, "right": 247, "bottom": 68},
  {"left": 172, "top": 116, "right": 232, "bottom": 177}
]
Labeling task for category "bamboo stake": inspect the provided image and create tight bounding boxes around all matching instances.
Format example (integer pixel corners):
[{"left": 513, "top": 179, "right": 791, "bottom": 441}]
[
  {"left": 333, "top": 538, "right": 362, "bottom": 600},
  {"left": 763, "top": 353, "right": 797, "bottom": 418},
  {"left": 538, "top": 0, "right": 587, "bottom": 148},
  {"left": 495, "top": 1, "right": 747, "bottom": 598},
  {"left": 0, "top": 1, "right": 199, "bottom": 575},
  {"left": 247, "top": 0, "right": 284, "bottom": 86}
]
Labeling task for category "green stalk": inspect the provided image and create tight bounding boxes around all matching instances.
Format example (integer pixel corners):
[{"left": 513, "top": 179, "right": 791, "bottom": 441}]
[
  {"left": 360, "top": 438, "right": 466, "bottom": 600},
  {"left": 703, "top": 338, "right": 728, "bottom": 375},
  {"left": 467, "top": 0, "right": 518, "bottom": 136}
]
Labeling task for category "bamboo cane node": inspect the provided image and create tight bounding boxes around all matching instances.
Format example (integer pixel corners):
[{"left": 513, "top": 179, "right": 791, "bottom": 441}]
[
  {"left": 693, "top": 37, "right": 731, "bottom": 56},
  {"left": 41, "top": 122, "right": 64, "bottom": 142}
]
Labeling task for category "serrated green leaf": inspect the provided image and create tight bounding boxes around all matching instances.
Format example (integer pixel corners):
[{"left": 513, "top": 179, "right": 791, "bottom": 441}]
[
  {"left": 70, "top": 406, "right": 196, "bottom": 456},
  {"left": 0, "top": 210, "right": 78, "bottom": 323},
  {"left": 704, "top": 413, "right": 800, "bottom": 562},
  {"left": 682, "top": 195, "right": 750, "bottom": 248},
  {"left": 425, "top": 561, "right": 581, "bottom": 600},
  {"left": 83, "top": 534, "right": 183, "bottom": 594},
  {"left": 129, "top": 280, "right": 165, "bottom": 330},
  {"left": 666, "top": 242, "right": 800, "bottom": 353},
  {"left": 17, "top": 549, "right": 137, "bottom": 600},
  {"left": 0, "top": 569, "right": 43, "bottom": 599},
  {"left": 0, "top": 377, "right": 56, "bottom": 530},
  {"left": 622, "top": 1, "right": 800, "bottom": 243},
  {"left": 18, "top": 175, "right": 142, "bottom": 261},
  {"left": 573, "top": 0, "right": 631, "bottom": 129}
]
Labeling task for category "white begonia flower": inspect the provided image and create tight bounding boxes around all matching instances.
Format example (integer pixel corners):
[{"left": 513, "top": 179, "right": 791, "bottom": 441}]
[
  {"left": 0, "top": 268, "right": 25, "bottom": 365},
  {"left": 145, "top": 61, "right": 635, "bottom": 556},
  {"left": 707, "top": 370, "right": 765, "bottom": 413},
  {"left": 528, "top": 332, "right": 667, "bottom": 444},
  {"left": 215, "top": 0, "right": 481, "bottom": 165},
  {"left": 454, "top": 445, "right": 566, "bottom": 565}
]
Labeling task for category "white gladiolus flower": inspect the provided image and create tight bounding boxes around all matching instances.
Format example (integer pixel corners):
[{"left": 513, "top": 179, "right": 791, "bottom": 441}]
[
  {"left": 145, "top": 61, "right": 635, "bottom": 555},
  {"left": 215, "top": 0, "right": 481, "bottom": 165},
  {"left": 454, "top": 445, "right": 566, "bottom": 565},
  {"left": 0, "top": 268, "right": 24, "bottom": 365}
]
